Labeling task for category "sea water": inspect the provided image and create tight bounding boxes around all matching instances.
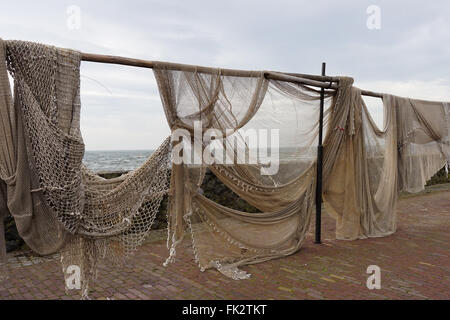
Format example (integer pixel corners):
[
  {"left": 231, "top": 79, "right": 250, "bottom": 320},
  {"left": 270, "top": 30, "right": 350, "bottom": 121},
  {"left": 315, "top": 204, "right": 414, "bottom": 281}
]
[
  {"left": 83, "top": 150, "right": 154, "bottom": 172},
  {"left": 83, "top": 148, "right": 316, "bottom": 173}
]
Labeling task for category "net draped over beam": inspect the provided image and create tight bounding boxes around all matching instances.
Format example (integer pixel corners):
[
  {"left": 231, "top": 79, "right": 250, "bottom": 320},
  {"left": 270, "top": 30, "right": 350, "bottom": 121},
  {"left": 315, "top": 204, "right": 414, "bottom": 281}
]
[{"left": 0, "top": 40, "right": 449, "bottom": 296}]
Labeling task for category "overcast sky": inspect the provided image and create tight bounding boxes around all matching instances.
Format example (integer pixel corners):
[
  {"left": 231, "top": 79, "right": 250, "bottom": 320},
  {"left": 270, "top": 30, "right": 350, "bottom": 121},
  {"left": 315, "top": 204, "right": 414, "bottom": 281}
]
[{"left": 1, "top": 0, "right": 449, "bottom": 150}]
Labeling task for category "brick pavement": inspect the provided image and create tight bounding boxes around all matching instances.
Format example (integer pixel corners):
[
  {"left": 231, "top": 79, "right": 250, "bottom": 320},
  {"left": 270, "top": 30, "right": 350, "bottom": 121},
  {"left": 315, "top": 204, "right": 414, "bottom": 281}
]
[{"left": 0, "top": 190, "right": 449, "bottom": 300}]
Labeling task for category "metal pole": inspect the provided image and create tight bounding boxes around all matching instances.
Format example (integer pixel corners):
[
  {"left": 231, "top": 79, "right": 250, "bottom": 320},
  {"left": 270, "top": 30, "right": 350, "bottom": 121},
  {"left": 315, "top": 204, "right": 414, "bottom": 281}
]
[{"left": 315, "top": 62, "right": 326, "bottom": 244}]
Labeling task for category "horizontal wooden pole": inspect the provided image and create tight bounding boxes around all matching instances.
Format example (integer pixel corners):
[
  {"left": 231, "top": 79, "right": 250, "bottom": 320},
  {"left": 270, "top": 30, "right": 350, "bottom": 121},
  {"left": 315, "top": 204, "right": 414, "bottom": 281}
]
[
  {"left": 81, "top": 51, "right": 383, "bottom": 98},
  {"left": 82, "top": 52, "right": 261, "bottom": 77},
  {"left": 81, "top": 52, "right": 338, "bottom": 87},
  {"left": 360, "top": 89, "right": 383, "bottom": 98},
  {"left": 265, "top": 71, "right": 338, "bottom": 90},
  {"left": 82, "top": 52, "right": 154, "bottom": 68},
  {"left": 81, "top": 52, "right": 339, "bottom": 83},
  {"left": 286, "top": 72, "right": 339, "bottom": 83}
]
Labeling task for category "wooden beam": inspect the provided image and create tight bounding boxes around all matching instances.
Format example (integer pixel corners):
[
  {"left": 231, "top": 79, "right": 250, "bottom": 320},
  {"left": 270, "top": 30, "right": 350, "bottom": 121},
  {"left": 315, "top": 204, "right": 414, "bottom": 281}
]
[
  {"left": 264, "top": 71, "right": 338, "bottom": 90},
  {"left": 81, "top": 51, "right": 383, "bottom": 98},
  {"left": 81, "top": 52, "right": 337, "bottom": 87},
  {"left": 360, "top": 89, "right": 383, "bottom": 98},
  {"left": 83, "top": 53, "right": 277, "bottom": 78},
  {"left": 286, "top": 72, "right": 339, "bottom": 83}
]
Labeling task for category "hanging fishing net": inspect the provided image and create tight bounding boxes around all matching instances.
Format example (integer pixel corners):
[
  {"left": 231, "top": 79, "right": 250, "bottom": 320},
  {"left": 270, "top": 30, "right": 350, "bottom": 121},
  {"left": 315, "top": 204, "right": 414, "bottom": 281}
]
[{"left": 0, "top": 39, "right": 448, "bottom": 297}]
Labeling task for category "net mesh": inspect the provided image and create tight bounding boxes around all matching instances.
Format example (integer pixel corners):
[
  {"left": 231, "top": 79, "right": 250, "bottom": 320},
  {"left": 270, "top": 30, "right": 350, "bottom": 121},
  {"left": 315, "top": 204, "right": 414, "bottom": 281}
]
[
  {"left": 2, "top": 40, "right": 171, "bottom": 297},
  {"left": 0, "top": 39, "right": 449, "bottom": 297}
]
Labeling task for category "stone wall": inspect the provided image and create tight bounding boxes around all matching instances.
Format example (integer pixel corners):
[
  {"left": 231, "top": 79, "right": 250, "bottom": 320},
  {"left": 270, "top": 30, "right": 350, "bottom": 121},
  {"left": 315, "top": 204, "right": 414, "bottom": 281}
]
[{"left": 4, "top": 215, "right": 24, "bottom": 252}]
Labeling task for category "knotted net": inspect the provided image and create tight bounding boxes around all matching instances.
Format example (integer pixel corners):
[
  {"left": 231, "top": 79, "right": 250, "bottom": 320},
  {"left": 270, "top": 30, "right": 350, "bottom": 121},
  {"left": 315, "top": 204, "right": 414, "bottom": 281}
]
[
  {"left": 0, "top": 39, "right": 449, "bottom": 295},
  {"left": 323, "top": 89, "right": 449, "bottom": 240},
  {"left": 0, "top": 40, "right": 171, "bottom": 297}
]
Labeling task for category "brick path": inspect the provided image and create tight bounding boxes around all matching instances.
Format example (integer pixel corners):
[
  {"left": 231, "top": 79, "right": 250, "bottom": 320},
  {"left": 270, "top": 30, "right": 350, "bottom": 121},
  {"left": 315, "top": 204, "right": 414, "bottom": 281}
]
[{"left": 0, "top": 190, "right": 449, "bottom": 300}]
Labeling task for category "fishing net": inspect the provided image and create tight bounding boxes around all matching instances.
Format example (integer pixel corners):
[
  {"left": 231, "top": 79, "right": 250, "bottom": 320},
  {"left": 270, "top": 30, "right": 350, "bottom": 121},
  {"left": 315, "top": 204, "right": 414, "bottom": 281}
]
[
  {"left": 0, "top": 39, "right": 449, "bottom": 297},
  {"left": 0, "top": 40, "right": 171, "bottom": 297}
]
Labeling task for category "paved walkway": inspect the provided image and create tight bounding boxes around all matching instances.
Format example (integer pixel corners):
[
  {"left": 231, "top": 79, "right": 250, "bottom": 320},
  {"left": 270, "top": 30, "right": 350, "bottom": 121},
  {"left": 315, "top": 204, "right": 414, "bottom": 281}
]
[{"left": 1, "top": 190, "right": 449, "bottom": 300}]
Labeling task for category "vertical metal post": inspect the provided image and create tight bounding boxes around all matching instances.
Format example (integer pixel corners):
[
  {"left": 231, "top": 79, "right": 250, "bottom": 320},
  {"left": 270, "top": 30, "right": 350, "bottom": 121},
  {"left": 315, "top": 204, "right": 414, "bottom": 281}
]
[{"left": 315, "top": 62, "right": 326, "bottom": 244}]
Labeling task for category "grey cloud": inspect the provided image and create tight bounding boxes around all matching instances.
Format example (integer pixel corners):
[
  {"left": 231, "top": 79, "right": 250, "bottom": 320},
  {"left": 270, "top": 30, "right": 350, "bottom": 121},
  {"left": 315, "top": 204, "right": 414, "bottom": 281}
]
[{"left": 1, "top": 0, "right": 448, "bottom": 149}]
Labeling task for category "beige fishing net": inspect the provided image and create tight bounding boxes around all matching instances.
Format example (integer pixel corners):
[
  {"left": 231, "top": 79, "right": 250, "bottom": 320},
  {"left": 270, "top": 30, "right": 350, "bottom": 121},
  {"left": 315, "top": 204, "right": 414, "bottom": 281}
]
[
  {"left": 323, "top": 91, "right": 449, "bottom": 240},
  {"left": 0, "top": 39, "right": 449, "bottom": 296},
  {"left": 0, "top": 40, "right": 171, "bottom": 297}
]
